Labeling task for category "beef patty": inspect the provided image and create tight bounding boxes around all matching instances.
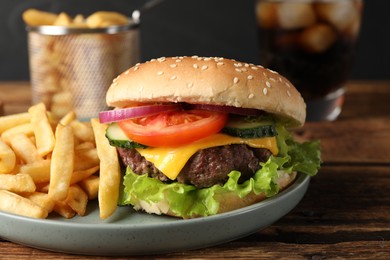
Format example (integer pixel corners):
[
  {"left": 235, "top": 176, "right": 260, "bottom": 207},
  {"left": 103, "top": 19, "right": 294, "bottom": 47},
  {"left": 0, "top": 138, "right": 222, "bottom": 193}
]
[{"left": 117, "top": 145, "right": 272, "bottom": 189}]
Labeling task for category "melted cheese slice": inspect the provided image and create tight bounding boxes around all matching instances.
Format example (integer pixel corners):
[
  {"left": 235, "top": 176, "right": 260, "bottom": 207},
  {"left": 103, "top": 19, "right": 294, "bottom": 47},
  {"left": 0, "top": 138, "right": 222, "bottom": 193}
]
[{"left": 136, "top": 134, "right": 278, "bottom": 180}]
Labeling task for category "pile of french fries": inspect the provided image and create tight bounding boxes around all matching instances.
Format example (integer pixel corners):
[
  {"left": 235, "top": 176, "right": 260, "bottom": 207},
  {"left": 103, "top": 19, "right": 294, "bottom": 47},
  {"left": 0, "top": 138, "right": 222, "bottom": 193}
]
[
  {"left": 22, "top": 9, "right": 129, "bottom": 28},
  {"left": 0, "top": 103, "right": 120, "bottom": 220}
]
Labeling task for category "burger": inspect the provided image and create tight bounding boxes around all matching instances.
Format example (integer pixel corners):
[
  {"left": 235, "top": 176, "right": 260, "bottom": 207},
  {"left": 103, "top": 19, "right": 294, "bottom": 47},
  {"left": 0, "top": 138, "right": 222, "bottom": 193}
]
[{"left": 99, "top": 56, "right": 321, "bottom": 219}]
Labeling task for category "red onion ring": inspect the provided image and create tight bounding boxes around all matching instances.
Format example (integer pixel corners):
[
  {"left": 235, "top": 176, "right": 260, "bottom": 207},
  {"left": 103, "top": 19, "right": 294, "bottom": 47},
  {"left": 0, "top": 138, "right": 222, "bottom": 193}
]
[
  {"left": 190, "top": 104, "right": 263, "bottom": 116},
  {"left": 99, "top": 104, "right": 182, "bottom": 124}
]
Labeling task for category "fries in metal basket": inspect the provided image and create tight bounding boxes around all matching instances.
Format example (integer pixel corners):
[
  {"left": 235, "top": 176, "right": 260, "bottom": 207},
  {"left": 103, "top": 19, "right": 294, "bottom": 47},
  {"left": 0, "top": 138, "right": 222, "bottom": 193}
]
[{"left": 23, "top": 9, "right": 129, "bottom": 28}]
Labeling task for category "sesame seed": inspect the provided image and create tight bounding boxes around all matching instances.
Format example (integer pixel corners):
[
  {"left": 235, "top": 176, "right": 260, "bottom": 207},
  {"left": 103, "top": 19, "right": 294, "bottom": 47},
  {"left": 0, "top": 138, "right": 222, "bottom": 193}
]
[
  {"left": 170, "top": 64, "right": 177, "bottom": 68},
  {"left": 135, "top": 63, "right": 141, "bottom": 66},
  {"left": 268, "top": 69, "right": 278, "bottom": 74},
  {"left": 233, "top": 77, "right": 239, "bottom": 84},
  {"left": 257, "top": 65, "right": 264, "bottom": 68},
  {"left": 217, "top": 62, "right": 224, "bottom": 66},
  {"left": 266, "top": 81, "right": 271, "bottom": 88},
  {"left": 157, "top": 71, "right": 164, "bottom": 76},
  {"left": 244, "top": 63, "right": 250, "bottom": 67},
  {"left": 263, "top": 88, "right": 268, "bottom": 95},
  {"left": 285, "top": 82, "right": 291, "bottom": 88},
  {"left": 241, "top": 68, "right": 247, "bottom": 72},
  {"left": 187, "top": 82, "right": 194, "bottom": 88},
  {"left": 235, "top": 68, "right": 242, "bottom": 73},
  {"left": 248, "top": 93, "right": 255, "bottom": 99},
  {"left": 247, "top": 75, "right": 254, "bottom": 80},
  {"left": 124, "top": 70, "right": 130, "bottom": 75},
  {"left": 176, "top": 59, "right": 182, "bottom": 63},
  {"left": 111, "top": 82, "right": 118, "bottom": 87},
  {"left": 270, "top": 77, "right": 276, "bottom": 82},
  {"left": 197, "top": 57, "right": 202, "bottom": 60},
  {"left": 192, "top": 55, "right": 199, "bottom": 59},
  {"left": 201, "top": 65, "right": 208, "bottom": 70},
  {"left": 193, "top": 64, "right": 199, "bottom": 69},
  {"left": 133, "top": 66, "right": 139, "bottom": 71},
  {"left": 170, "top": 75, "right": 177, "bottom": 80},
  {"left": 251, "top": 66, "right": 258, "bottom": 70},
  {"left": 204, "top": 58, "right": 211, "bottom": 61},
  {"left": 287, "top": 90, "right": 291, "bottom": 97}
]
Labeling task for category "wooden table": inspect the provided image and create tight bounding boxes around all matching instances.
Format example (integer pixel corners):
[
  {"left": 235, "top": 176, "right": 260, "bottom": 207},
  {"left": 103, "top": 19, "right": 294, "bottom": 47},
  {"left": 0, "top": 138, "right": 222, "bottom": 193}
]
[{"left": 1, "top": 81, "right": 389, "bottom": 259}]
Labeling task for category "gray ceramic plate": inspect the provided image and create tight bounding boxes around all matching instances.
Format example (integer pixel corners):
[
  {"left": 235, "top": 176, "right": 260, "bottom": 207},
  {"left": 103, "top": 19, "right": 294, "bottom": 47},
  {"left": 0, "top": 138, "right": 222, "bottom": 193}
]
[{"left": 0, "top": 174, "right": 310, "bottom": 256}]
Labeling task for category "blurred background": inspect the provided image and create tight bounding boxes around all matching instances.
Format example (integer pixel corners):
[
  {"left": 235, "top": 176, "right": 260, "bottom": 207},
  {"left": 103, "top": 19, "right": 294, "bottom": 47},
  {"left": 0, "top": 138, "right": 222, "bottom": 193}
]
[{"left": 0, "top": 0, "right": 389, "bottom": 81}]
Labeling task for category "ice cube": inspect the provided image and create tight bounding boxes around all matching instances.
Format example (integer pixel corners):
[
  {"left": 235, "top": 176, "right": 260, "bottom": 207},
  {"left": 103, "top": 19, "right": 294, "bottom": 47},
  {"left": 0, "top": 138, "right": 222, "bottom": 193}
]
[
  {"left": 277, "top": 2, "right": 316, "bottom": 30},
  {"left": 255, "top": 1, "right": 278, "bottom": 28},
  {"left": 315, "top": 1, "right": 359, "bottom": 32},
  {"left": 299, "top": 24, "right": 337, "bottom": 53}
]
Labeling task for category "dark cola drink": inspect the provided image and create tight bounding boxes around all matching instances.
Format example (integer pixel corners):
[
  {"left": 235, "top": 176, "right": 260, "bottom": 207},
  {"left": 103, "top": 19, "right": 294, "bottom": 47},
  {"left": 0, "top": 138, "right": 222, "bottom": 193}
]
[{"left": 255, "top": 0, "right": 363, "bottom": 121}]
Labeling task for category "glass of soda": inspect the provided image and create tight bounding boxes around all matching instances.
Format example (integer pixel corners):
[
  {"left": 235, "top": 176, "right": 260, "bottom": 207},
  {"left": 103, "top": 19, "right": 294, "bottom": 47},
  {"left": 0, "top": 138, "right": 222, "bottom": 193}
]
[{"left": 255, "top": 0, "right": 363, "bottom": 121}]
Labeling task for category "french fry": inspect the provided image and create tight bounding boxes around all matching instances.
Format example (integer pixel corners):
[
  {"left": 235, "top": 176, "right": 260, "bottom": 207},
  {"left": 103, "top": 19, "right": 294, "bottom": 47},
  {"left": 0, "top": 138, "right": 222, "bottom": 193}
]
[
  {"left": 53, "top": 199, "right": 76, "bottom": 219},
  {"left": 74, "top": 147, "right": 99, "bottom": 171},
  {"left": 0, "top": 140, "right": 16, "bottom": 174},
  {"left": 0, "top": 190, "right": 48, "bottom": 219},
  {"left": 53, "top": 12, "right": 72, "bottom": 26},
  {"left": 1, "top": 123, "right": 34, "bottom": 145},
  {"left": 73, "top": 14, "right": 87, "bottom": 27},
  {"left": 0, "top": 173, "right": 36, "bottom": 193},
  {"left": 91, "top": 118, "right": 120, "bottom": 219},
  {"left": 70, "top": 165, "right": 100, "bottom": 185},
  {"left": 79, "top": 175, "right": 99, "bottom": 200},
  {"left": 86, "top": 11, "right": 128, "bottom": 28},
  {"left": 22, "top": 8, "right": 57, "bottom": 26},
  {"left": 59, "top": 111, "right": 76, "bottom": 126},
  {"left": 0, "top": 112, "right": 30, "bottom": 134},
  {"left": 65, "top": 185, "right": 88, "bottom": 216},
  {"left": 48, "top": 124, "right": 74, "bottom": 201},
  {"left": 70, "top": 120, "right": 94, "bottom": 142},
  {"left": 25, "top": 192, "right": 55, "bottom": 213},
  {"left": 28, "top": 103, "right": 56, "bottom": 157},
  {"left": 36, "top": 182, "right": 50, "bottom": 193},
  {"left": 20, "top": 160, "right": 51, "bottom": 183},
  {"left": 9, "top": 134, "right": 42, "bottom": 164},
  {"left": 75, "top": 141, "right": 95, "bottom": 150}
]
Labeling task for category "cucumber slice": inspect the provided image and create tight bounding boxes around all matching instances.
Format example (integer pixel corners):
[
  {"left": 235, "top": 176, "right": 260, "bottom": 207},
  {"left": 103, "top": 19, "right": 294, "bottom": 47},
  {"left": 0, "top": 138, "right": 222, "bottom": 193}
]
[
  {"left": 222, "top": 115, "right": 277, "bottom": 138},
  {"left": 105, "top": 123, "right": 146, "bottom": 149}
]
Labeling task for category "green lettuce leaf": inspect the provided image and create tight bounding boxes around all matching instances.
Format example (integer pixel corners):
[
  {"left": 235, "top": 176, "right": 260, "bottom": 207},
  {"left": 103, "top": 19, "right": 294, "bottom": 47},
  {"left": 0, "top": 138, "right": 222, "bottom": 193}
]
[{"left": 119, "top": 124, "right": 321, "bottom": 218}]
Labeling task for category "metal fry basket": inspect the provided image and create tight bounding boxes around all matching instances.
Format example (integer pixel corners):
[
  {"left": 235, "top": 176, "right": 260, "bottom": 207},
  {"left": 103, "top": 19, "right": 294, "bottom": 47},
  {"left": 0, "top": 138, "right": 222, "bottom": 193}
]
[{"left": 27, "top": 21, "right": 140, "bottom": 120}]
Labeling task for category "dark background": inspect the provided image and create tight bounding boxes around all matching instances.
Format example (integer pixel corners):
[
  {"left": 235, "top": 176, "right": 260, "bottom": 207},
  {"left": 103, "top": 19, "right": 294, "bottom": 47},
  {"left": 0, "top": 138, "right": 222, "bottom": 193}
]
[{"left": 0, "top": 0, "right": 388, "bottom": 81}]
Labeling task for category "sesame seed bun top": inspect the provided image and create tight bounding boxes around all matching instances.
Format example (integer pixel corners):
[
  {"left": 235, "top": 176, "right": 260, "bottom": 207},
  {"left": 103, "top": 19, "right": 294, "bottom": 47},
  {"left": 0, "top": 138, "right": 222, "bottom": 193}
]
[{"left": 106, "top": 56, "right": 306, "bottom": 127}]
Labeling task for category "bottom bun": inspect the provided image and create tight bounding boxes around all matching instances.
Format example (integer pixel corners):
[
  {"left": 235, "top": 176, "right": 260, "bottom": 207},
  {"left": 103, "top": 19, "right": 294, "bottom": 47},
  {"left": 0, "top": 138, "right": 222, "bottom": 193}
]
[{"left": 132, "top": 171, "right": 297, "bottom": 219}]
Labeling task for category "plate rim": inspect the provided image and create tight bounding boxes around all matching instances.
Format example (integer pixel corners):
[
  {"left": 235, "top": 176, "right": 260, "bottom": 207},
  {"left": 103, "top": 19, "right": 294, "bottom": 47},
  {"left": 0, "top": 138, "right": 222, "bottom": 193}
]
[{"left": 0, "top": 173, "right": 310, "bottom": 255}]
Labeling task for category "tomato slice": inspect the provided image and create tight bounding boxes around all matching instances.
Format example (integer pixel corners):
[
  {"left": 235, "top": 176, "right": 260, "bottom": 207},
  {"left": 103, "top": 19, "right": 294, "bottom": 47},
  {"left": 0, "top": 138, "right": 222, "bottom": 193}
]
[{"left": 118, "top": 110, "right": 228, "bottom": 147}]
